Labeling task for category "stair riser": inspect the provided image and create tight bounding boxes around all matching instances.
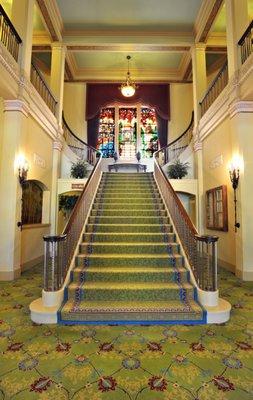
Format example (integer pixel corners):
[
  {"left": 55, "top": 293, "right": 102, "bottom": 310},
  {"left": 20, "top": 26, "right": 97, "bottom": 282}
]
[
  {"left": 90, "top": 210, "right": 167, "bottom": 217},
  {"left": 92, "top": 204, "right": 164, "bottom": 210},
  {"left": 83, "top": 233, "right": 176, "bottom": 242},
  {"left": 79, "top": 243, "right": 180, "bottom": 255},
  {"left": 97, "top": 190, "right": 159, "bottom": 194},
  {"left": 88, "top": 216, "right": 169, "bottom": 224},
  {"left": 68, "top": 287, "right": 195, "bottom": 302},
  {"left": 94, "top": 199, "right": 163, "bottom": 205},
  {"left": 96, "top": 193, "right": 160, "bottom": 199},
  {"left": 76, "top": 256, "right": 184, "bottom": 268},
  {"left": 85, "top": 225, "right": 173, "bottom": 233},
  {"left": 71, "top": 270, "right": 189, "bottom": 283},
  {"left": 99, "top": 183, "right": 156, "bottom": 187}
]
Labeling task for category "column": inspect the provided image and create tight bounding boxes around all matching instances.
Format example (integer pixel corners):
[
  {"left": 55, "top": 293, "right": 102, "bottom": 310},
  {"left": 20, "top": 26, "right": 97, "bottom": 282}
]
[
  {"left": 50, "top": 140, "right": 62, "bottom": 234},
  {"left": 0, "top": 100, "right": 29, "bottom": 280},
  {"left": 50, "top": 43, "right": 66, "bottom": 125},
  {"left": 229, "top": 103, "right": 253, "bottom": 280},
  {"left": 11, "top": 0, "right": 34, "bottom": 76},
  {"left": 191, "top": 43, "right": 207, "bottom": 233},
  {"left": 225, "top": 0, "right": 249, "bottom": 77}
]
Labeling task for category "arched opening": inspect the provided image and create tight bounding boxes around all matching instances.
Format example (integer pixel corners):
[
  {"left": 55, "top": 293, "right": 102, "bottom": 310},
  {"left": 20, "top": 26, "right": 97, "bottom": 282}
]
[
  {"left": 21, "top": 180, "right": 50, "bottom": 226},
  {"left": 176, "top": 191, "right": 197, "bottom": 226}
]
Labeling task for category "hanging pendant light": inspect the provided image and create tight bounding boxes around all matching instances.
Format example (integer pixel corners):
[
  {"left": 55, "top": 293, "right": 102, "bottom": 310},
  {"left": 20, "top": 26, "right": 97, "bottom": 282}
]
[{"left": 120, "top": 55, "right": 137, "bottom": 97}]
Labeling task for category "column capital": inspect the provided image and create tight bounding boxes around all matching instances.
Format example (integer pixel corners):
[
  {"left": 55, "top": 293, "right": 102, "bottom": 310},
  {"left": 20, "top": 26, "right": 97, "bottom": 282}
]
[
  {"left": 191, "top": 43, "right": 206, "bottom": 54},
  {"left": 193, "top": 139, "right": 203, "bottom": 152},
  {"left": 3, "top": 100, "right": 29, "bottom": 117},
  {"left": 53, "top": 140, "right": 63, "bottom": 152},
  {"left": 51, "top": 42, "right": 67, "bottom": 52},
  {"left": 229, "top": 101, "right": 253, "bottom": 118}
]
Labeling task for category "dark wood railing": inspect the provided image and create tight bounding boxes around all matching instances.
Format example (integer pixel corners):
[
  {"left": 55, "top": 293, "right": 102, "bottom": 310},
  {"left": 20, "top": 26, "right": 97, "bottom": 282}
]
[
  {"left": 157, "top": 112, "right": 194, "bottom": 167},
  {"left": 30, "top": 61, "right": 57, "bottom": 115},
  {"left": 238, "top": 20, "right": 253, "bottom": 64},
  {"left": 0, "top": 5, "right": 22, "bottom": 62},
  {"left": 200, "top": 61, "right": 228, "bottom": 117},
  {"left": 62, "top": 114, "right": 97, "bottom": 165},
  {"left": 44, "top": 148, "right": 101, "bottom": 292},
  {"left": 154, "top": 152, "right": 218, "bottom": 292}
]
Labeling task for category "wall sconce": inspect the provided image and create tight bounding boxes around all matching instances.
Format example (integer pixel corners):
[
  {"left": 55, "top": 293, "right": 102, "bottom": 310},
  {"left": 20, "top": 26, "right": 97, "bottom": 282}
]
[
  {"left": 16, "top": 155, "right": 29, "bottom": 185},
  {"left": 229, "top": 155, "right": 241, "bottom": 232}
]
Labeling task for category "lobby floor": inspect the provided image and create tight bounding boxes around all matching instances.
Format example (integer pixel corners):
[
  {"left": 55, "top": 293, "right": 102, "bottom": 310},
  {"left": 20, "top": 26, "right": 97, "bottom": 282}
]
[{"left": 0, "top": 265, "right": 253, "bottom": 400}]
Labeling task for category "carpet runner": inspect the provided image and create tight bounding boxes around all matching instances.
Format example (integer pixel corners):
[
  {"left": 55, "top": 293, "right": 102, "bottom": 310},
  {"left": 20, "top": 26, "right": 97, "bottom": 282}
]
[{"left": 59, "top": 172, "right": 206, "bottom": 324}]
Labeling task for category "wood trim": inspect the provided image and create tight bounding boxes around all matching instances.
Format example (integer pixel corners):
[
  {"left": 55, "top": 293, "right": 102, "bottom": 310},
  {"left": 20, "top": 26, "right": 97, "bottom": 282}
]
[
  {"left": 65, "top": 79, "right": 193, "bottom": 83},
  {"left": 66, "top": 44, "right": 191, "bottom": 52},
  {"left": 199, "top": 0, "right": 224, "bottom": 42},
  {"left": 36, "top": 0, "right": 60, "bottom": 41},
  {"left": 32, "top": 45, "right": 51, "bottom": 52},
  {"left": 183, "top": 60, "right": 192, "bottom": 80},
  {"left": 206, "top": 46, "right": 227, "bottom": 53}
]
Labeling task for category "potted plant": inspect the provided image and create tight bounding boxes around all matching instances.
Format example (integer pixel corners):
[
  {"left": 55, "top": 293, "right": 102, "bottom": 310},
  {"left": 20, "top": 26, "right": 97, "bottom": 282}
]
[
  {"left": 167, "top": 159, "right": 189, "bottom": 179},
  {"left": 70, "top": 161, "right": 88, "bottom": 179},
  {"left": 59, "top": 195, "right": 79, "bottom": 217}
]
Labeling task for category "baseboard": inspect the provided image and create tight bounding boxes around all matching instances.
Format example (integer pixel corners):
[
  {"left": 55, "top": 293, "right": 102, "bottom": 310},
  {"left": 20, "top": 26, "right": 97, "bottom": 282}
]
[
  {"left": 218, "top": 258, "right": 235, "bottom": 273},
  {"left": 0, "top": 267, "right": 21, "bottom": 281},
  {"left": 21, "top": 256, "right": 43, "bottom": 272},
  {"left": 236, "top": 269, "right": 253, "bottom": 281}
]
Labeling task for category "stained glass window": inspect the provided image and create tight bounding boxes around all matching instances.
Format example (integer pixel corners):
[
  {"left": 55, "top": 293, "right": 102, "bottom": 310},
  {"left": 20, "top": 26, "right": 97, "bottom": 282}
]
[
  {"left": 118, "top": 108, "right": 137, "bottom": 159},
  {"left": 97, "top": 108, "right": 115, "bottom": 158},
  {"left": 140, "top": 108, "right": 158, "bottom": 158}
]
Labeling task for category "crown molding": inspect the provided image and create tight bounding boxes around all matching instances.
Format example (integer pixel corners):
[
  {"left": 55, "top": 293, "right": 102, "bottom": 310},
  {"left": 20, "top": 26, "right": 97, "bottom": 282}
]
[
  {"left": 3, "top": 100, "right": 29, "bottom": 117},
  {"left": 66, "top": 44, "right": 191, "bottom": 52},
  {"left": 229, "top": 101, "right": 253, "bottom": 118}
]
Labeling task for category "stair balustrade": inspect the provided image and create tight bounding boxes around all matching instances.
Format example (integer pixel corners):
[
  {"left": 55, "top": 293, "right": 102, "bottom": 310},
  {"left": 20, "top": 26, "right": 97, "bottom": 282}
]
[
  {"left": 199, "top": 61, "right": 228, "bottom": 117},
  {"left": 43, "top": 119, "right": 102, "bottom": 292},
  {"left": 158, "top": 112, "right": 194, "bottom": 167},
  {"left": 0, "top": 5, "right": 22, "bottom": 62},
  {"left": 30, "top": 61, "right": 58, "bottom": 115},
  {"left": 238, "top": 20, "right": 253, "bottom": 64},
  {"left": 62, "top": 114, "right": 97, "bottom": 165},
  {"left": 154, "top": 132, "right": 218, "bottom": 292}
]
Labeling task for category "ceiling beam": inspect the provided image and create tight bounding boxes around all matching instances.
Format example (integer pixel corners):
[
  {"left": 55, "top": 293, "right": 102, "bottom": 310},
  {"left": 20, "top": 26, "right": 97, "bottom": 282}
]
[
  {"left": 194, "top": 0, "right": 224, "bottom": 43},
  {"left": 66, "top": 44, "right": 191, "bottom": 52},
  {"left": 36, "top": 0, "right": 63, "bottom": 41}
]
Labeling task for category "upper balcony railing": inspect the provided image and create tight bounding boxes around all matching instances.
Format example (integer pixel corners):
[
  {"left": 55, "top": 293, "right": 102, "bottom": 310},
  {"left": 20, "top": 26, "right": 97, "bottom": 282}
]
[
  {"left": 199, "top": 61, "right": 228, "bottom": 117},
  {"left": 0, "top": 5, "right": 22, "bottom": 62},
  {"left": 238, "top": 20, "right": 253, "bottom": 64},
  {"left": 30, "top": 61, "right": 57, "bottom": 116}
]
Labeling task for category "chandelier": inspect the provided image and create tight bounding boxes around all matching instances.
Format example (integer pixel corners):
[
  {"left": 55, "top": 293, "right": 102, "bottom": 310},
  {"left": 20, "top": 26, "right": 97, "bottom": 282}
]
[{"left": 120, "top": 55, "right": 137, "bottom": 97}]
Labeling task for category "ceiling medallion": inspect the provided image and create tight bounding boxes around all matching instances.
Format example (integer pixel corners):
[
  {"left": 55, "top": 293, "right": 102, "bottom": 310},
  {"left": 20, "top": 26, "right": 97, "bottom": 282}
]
[{"left": 120, "top": 55, "right": 137, "bottom": 97}]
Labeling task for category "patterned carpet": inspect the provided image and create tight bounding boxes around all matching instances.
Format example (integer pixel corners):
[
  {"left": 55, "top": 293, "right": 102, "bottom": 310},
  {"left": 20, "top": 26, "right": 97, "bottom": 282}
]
[
  {"left": 0, "top": 265, "right": 253, "bottom": 399},
  {"left": 60, "top": 173, "right": 205, "bottom": 324}
]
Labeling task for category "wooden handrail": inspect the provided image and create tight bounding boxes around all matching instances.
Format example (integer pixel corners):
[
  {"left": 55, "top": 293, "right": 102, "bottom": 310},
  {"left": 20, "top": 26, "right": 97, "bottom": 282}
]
[
  {"left": 62, "top": 113, "right": 97, "bottom": 153},
  {"left": 0, "top": 5, "right": 22, "bottom": 44},
  {"left": 161, "top": 111, "right": 194, "bottom": 151},
  {"left": 0, "top": 4, "right": 22, "bottom": 62},
  {"left": 238, "top": 19, "right": 253, "bottom": 45},
  {"left": 199, "top": 61, "right": 228, "bottom": 104}
]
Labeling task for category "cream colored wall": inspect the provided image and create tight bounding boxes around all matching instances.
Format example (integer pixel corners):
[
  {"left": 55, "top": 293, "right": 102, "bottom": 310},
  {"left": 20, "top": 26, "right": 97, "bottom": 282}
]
[
  {"left": 202, "top": 117, "right": 236, "bottom": 271},
  {"left": 169, "top": 83, "right": 193, "bottom": 142},
  {"left": 20, "top": 116, "right": 53, "bottom": 268},
  {"left": 63, "top": 82, "right": 87, "bottom": 141}
]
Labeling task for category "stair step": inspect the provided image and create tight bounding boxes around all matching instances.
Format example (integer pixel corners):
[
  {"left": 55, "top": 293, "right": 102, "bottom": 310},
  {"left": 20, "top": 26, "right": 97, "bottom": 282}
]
[
  {"left": 76, "top": 253, "right": 184, "bottom": 268},
  {"left": 88, "top": 216, "right": 169, "bottom": 224},
  {"left": 60, "top": 299, "right": 204, "bottom": 322},
  {"left": 95, "top": 193, "right": 161, "bottom": 199},
  {"left": 92, "top": 203, "right": 164, "bottom": 210},
  {"left": 90, "top": 209, "right": 167, "bottom": 217},
  {"left": 67, "top": 281, "right": 195, "bottom": 301},
  {"left": 71, "top": 266, "right": 189, "bottom": 283},
  {"left": 83, "top": 232, "right": 175, "bottom": 242},
  {"left": 94, "top": 199, "right": 163, "bottom": 205},
  {"left": 85, "top": 224, "right": 173, "bottom": 233},
  {"left": 79, "top": 242, "right": 180, "bottom": 255}
]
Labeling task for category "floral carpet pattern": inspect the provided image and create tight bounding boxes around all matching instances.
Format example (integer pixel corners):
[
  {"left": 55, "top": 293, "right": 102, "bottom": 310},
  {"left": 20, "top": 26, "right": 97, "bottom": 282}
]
[{"left": 0, "top": 265, "right": 253, "bottom": 399}]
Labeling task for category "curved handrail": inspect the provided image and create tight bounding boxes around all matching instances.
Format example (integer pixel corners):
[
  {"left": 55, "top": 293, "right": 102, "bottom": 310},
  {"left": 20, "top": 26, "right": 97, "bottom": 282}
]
[
  {"left": 62, "top": 113, "right": 99, "bottom": 164},
  {"left": 157, "top": 112, "right": 194, "bottom": 167}
]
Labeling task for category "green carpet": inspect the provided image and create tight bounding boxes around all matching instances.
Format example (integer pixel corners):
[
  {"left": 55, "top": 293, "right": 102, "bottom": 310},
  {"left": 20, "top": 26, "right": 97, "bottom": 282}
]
[
  {"left": 59, "top": 172, "right": 206, "bottom": 324},
  {"left": 1, "top": 265, "right": 253, "bottom": 399}
]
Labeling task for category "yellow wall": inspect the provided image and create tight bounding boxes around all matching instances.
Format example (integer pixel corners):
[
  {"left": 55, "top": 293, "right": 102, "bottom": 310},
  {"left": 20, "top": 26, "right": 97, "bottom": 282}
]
[
  {"left": 63, "top": 82, "right": 87, "bottom": 142},
  {"left": 202, "top": 117, "right": 236, "bottom": 271},
  {"left": 20, "top": 116, "right": 53, "bottom": 269},
  {"left": 169, "top": 83, "right": 193, "bottom": 142}
]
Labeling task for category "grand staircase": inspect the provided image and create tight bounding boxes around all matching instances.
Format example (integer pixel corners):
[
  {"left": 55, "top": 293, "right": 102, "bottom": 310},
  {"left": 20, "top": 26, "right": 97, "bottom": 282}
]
[{"left": 59, "top": 172, "right": 206, "bottom": 324}]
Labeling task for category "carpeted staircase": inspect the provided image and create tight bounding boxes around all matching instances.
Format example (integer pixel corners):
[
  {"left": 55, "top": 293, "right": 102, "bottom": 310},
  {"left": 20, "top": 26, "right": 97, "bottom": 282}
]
[{"left": 59, "top": 172, "right": 206, "bottom": 324}]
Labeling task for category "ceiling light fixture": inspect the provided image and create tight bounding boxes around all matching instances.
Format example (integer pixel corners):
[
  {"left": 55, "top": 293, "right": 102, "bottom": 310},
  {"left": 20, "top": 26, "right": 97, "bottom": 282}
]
[{"left": 120, "top": 55, "right": 137, "bottom": 97}]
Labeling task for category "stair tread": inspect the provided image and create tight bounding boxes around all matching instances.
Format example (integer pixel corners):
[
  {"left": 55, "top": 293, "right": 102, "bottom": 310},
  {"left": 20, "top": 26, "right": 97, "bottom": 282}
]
[
  {"left": 81, "top": 242, "right": 178, "bottom": 246},
  {"left": 73, "top": 266, "right": 187, "bottom": 273},
  {"left": 77, "top": 253, "right": 182, "bottom": 259},
  {"left": 69, "top": 281, "right": 193, "bottom": 290},
  {"left": 61, "top": 299, "right": 202, "bottom": 312}
]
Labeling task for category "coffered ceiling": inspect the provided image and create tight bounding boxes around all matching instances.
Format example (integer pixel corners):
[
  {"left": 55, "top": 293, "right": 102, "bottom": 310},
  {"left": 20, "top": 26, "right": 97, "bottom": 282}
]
[{"left": 29, "top": 0, "right": 233, "bottom": 82}]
